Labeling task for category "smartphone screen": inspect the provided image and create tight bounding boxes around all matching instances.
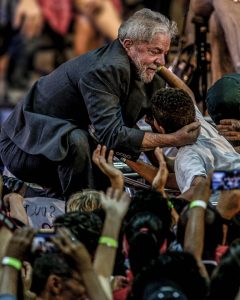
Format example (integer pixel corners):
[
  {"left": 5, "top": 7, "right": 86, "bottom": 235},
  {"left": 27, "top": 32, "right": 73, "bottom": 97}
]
[
  {"left": 31, "top": 231, "right": 58, "bottom": 254},
  {"left": 211, "top": 170, "right": 240, "bottom": 192}
]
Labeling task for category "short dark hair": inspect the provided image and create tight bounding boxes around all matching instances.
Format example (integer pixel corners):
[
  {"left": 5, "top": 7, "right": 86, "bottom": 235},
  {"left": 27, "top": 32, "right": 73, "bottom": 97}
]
[
  {"left": 53, "top": 211, "right": 102, "bottom": 256},
  {"left": 128, "top": 251, "right": 208, "bottom": 300},
  {"left": 151, "top": 88, "right": 195, "bottom": 133},
  {"left": 125, "top": 189, "right": 172, "bottom": 236},
  {"left": 31, "top": 253, "right": 73, "bottom": 295},
  {"left": 124, "top": 211, "right": 165, "bottom": 275}
]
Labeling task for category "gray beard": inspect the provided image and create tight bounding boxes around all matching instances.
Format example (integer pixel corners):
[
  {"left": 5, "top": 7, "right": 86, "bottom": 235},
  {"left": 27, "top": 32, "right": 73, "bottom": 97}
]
[{"left": 133, "top": 57, "right": 155, "bottom": 84}]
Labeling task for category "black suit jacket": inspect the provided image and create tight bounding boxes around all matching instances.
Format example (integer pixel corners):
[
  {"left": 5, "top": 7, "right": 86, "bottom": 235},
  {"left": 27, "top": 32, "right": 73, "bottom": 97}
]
[{"left": 1, "top": 40, "right": 164, "bottom": 161}]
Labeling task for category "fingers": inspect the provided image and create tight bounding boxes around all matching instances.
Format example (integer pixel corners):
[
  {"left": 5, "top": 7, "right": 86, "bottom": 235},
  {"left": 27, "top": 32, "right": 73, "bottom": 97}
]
[
  {"left": 52, "top": 228, "right": 77, "bottom": 253},
  {"left": 154, "top": 147, "right": 165, "bottom": 165},
  {"left": 107, "top": 149, "right": 114, "bottom": 164},
  {"left": 106, "top": 187, "right": 121, "bottom": 200},
  {"left": 93, "top": 145, "right": 115, "bottom": 169},
  {"left": 219, "top": 119, "right": 236, "bottom": 125},
  {"left": 92, "top": 144, "right": 101, "bottom": 164},
  {"left": 220, "top": 133, "right": 240, "bottom": 141},
  {"left": 218, "top": 120, "right": 240, "bottom": 131},
  {"left": 100, "top": 145, "right": 107, "bottom": 157},
  {"left": 187, "top": 120, "right": 201, "bottom": 131},
  {"left": 217, "top": 124, "right": 232, "bottom": 131}
]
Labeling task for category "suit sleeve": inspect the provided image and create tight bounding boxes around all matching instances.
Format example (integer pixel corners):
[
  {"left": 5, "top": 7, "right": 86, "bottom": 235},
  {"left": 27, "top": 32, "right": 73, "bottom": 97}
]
[{"left": 79, "top": 67, "right": 145, "bottom": 160}]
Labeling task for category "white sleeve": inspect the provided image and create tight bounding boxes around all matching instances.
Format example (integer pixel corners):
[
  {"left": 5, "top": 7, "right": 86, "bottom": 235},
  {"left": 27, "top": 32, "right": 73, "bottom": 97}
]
[
  {"left": 194, "top": 104, "right": 204, "bottom": 122},
  {"left": 175, "top": 149, "right": 207, "bottom": 193}
]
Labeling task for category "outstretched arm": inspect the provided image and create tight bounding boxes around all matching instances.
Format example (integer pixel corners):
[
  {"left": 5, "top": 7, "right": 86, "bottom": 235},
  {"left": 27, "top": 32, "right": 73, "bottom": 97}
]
[
  {"left": 53, "top": 228, "right": 110, "bottom": 300},
  {"left": 157, "top": 66, "right": 196, "bottom": 104},
  {"left": 93, "top": 188, "right": 130, "bottom": 278},
  {"left": 141, "top": 120, "right": 200, "bottom": 150},
  {"left": 184, "top": 176, "right": 211, "bottom": 280},
  {"left": 0, "top": 227, "right": 35, "bottom": 297}
]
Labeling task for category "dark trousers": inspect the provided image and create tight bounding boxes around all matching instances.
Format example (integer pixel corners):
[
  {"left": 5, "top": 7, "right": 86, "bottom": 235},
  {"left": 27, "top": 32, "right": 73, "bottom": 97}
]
[{"left": 0, "top": 129, "right": 109, "bottom": 199}]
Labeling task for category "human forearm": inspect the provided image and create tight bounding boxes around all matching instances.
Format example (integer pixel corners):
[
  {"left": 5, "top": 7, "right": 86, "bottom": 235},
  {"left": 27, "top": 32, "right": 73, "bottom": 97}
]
[
  {"left": 94, "top": 214, "right": 122, "bottom": 277},
  {"left": 9, "top": 200, "right": 29, "bottom": 225},
  {"left": 184, "top": 207, "right": 205, "bottom": 260},
  {"left": 158, "top": 66, "right": 196, "bottom": 104},
  {"left": 184, "top": 206, "right": 209, "bottom": 279},
  {"left": 141, "top": 119, "right": 200, "bottom": 150},
  {"left": 141, "top": 131, "right": 175, "bottom": 151},
  {"left": 4, "top": 194, "right": 28, "bottom": 225},
  {"left": 0, "top": 267, "right": 18, "bottom": 296},
  {"left": 81, "top": 269, "right": 110, "bottom": 300}
]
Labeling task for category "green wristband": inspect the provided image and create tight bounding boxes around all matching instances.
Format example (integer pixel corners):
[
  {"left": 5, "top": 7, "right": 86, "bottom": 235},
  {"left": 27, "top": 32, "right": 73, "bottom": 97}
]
[
  {"left": 2, "top": 257, "right": 22, "bottom": 270},
  {"left": 99, "top": 236, "right": 118, "bottom": 248},
  {"left": 189, "top": 200, "right": 207, "bottom": 210},
  {"left": 167, "top": 200, "right": 174, "bottom": 209}
]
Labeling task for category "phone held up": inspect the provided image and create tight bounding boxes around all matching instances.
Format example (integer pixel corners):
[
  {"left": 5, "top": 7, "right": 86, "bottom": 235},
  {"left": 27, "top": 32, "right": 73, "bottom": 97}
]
[
  {"left": 211, "top": 170, "right": 240, "bottom": 192},
  {"left": 31, "top": 230, "right": 58, "bottom": 254}
]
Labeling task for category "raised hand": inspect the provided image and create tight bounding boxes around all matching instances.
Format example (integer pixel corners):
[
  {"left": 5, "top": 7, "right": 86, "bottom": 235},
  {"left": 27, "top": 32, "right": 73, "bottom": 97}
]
[
  {"left": 172, "top": 120, "right": 200, "bottom": 146},
  {"left": 92, "top": 144, "right": 124, "bottom": 190},
  {"left": 52, "top": 227, "right": 92, "bottom": 272},
  {"left": 152, "top": 147, "right": 169, "bottom": 195},
  {"left": 5, "top": 227, "right": 35, "bottom": 261},
  {"left": 100, "top": 188, "right": 130, "bottom": 220}
]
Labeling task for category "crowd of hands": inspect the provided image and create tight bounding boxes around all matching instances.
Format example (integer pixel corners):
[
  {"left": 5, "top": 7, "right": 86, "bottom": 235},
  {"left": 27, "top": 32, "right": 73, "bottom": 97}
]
[{"left": 0, "top": 142, "right": 240, "bottom": 299}]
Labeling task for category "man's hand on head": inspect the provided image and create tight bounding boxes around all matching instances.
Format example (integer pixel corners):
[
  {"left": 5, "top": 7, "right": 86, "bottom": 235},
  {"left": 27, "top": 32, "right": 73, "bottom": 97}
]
[{"left": 171, "top": 120, "right": 200, "bottom": 147}]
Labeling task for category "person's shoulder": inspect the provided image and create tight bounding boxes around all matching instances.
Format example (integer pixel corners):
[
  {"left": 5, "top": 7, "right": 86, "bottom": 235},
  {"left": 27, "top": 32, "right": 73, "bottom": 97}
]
[
  {"left": 98, "top": 40, "right": 131, "bottom": 72},
  {"left": 176, "top": 144, "right": 201, "bottom": 163}
]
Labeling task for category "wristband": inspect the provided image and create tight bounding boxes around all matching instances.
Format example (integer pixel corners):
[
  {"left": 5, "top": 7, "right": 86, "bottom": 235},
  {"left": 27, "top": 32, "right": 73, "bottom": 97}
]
[
  {"left": 167, "top": 200, "right": 174, "bottom": 209},
  {"left": 99, "top": 236, "right": 118, "bottom": 248},
  {"left": 2, "top": 257, "right": 22, "bottom": 270},
  {"left": 189, "top": 200, "right": 207, "bottom": 210}
]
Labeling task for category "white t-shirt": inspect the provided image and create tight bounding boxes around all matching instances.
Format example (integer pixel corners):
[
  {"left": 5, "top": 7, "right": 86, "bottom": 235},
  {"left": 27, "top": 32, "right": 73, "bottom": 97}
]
[{"left": 175, "top": 106, "right": 240, "bottom": 193}]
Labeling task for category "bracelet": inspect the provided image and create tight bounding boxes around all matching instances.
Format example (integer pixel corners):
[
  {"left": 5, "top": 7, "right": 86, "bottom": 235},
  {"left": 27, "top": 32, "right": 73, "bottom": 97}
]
[
  {"left": 2, "top": 257, "right": 22, "bottom": 270},
  {"left": 189, "top": 200, "right": 207, "bottom": 210},
  {"left": 167, "top": 200, "right": 174, "bottom": 209},
  {"left": 99, "top": 236, "right": 118, "bottom": 248}
]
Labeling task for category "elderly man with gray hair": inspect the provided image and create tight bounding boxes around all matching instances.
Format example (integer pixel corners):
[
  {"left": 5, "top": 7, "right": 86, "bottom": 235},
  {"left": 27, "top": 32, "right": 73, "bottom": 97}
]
[{"left": 0, "top": 8, "right": 200, "bottom": 199}]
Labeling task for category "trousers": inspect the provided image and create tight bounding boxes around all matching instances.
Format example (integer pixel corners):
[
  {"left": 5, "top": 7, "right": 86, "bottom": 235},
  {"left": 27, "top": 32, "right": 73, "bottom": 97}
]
[{"left": 0, "top": 129, "right": 109, "bottom": 199}]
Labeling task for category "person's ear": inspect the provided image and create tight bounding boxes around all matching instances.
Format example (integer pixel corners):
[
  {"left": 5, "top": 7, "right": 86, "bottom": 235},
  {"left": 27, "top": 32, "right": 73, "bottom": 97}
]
[
  {"left": 154, "top": 119, "right": 165, "bottom": 134},
  {"left": 47, "top": 274, "right": 63, "bottom": 296},
  {"left": 122, "top": 39, "right": 133, "bottom": 52}
]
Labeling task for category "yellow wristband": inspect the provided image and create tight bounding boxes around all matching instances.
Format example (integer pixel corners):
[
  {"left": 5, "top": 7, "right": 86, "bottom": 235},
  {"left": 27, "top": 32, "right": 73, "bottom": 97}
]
[
  {"left": 99, "top": 236, "right": 118, "bottom": 248},
  {"left": 2, "top": 257, "right": 22, "bottom": 270}
]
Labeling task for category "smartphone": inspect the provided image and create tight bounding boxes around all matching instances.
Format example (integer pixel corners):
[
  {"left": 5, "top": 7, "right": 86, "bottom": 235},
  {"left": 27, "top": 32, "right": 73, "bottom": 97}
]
[
  {"left": 31, "top": 230, "right": 58, "bottom": 254},
  {"left": 211, "top": 170, "right": 240, "bottom": 192}
]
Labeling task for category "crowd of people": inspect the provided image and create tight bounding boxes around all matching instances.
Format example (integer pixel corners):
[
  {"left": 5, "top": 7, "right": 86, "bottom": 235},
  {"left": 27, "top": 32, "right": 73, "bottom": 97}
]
[{"left": 0, "top": 1, "right": 240, "bottom": 300}]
